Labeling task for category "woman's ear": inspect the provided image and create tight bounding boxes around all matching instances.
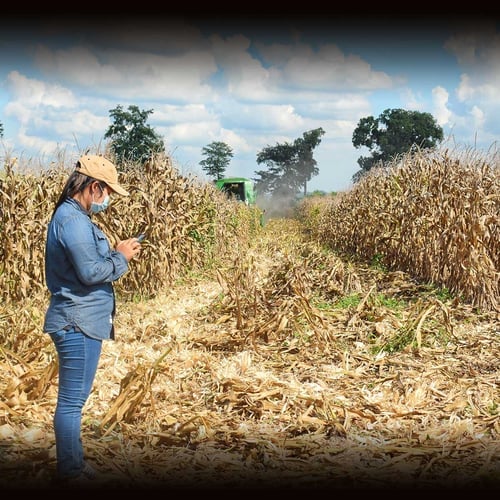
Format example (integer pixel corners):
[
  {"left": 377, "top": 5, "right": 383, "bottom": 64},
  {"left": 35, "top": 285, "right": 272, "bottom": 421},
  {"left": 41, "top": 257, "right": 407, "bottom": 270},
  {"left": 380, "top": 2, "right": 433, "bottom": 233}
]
[{"left": 91, "top": 181, "right": 101, "bottom": 194}]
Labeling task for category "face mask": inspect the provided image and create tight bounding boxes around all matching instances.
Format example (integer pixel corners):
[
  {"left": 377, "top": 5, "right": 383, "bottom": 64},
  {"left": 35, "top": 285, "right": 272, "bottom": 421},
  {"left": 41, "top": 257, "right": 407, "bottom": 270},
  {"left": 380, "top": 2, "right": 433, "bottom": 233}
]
[{"left": 90, "top": 194, "right": 110, "bottom": 214}]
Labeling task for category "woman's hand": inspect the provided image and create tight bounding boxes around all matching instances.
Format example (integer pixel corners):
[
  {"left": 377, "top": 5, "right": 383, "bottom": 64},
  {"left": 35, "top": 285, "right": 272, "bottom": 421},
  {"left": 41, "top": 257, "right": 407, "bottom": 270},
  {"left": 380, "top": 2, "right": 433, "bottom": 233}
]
[{"left": 116, "top": 238, "right": 142, "bottom": 262}]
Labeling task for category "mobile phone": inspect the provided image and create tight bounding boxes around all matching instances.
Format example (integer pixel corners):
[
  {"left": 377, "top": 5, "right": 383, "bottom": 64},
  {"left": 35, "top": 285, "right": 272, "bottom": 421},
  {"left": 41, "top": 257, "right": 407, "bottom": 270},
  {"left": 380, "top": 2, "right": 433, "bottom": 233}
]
[{"left": 136, "top": 233, "right": 146, "bottom": 243}]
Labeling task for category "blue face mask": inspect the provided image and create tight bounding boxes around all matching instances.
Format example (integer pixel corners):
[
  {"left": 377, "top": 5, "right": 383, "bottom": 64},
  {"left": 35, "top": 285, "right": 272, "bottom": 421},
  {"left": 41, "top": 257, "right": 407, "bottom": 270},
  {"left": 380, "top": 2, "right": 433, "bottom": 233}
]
[{"left": 90, "top": 194, "right": 110, "bottom": 214}]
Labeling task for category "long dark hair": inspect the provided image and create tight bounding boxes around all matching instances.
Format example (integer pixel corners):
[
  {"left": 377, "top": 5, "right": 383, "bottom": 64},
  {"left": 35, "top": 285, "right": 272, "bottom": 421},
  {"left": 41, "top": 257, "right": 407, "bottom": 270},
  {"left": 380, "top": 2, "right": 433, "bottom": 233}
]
[{"left": 51, "top": 168, "right": 104, "bottom": 217}]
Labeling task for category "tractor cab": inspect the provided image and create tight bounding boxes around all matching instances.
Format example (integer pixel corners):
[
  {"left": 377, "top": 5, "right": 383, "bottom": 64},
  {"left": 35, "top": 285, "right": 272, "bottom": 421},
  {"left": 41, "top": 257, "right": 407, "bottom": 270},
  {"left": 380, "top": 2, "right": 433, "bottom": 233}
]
[{"left": 215, "top": 177, "right": 256, "bottom": 205}]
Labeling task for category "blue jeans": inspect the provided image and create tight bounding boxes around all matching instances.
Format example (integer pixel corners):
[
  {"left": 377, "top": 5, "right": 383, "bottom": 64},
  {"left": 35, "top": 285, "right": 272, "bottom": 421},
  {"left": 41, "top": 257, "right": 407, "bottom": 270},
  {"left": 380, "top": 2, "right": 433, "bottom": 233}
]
[{"left": 49, "top": 327, "right": 102, "bottom": 478}]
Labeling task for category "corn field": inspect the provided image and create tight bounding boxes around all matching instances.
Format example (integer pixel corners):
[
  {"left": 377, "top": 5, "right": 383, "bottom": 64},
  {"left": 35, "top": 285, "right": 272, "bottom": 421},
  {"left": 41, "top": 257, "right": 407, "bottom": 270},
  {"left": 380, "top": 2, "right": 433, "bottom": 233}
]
[
  {"left": 0, "top": 148, "right": 498, "bottom": 491},
  {"left": 297, "top": 147, "right": 499, "bottom": 313}
]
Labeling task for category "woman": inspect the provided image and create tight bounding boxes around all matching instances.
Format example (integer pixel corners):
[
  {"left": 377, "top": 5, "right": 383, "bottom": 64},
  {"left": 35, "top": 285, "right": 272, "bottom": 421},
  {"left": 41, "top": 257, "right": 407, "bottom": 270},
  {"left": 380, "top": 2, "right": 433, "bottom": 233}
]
[{"left": 43, "top": 154, "right": 142, "bottom": 484}]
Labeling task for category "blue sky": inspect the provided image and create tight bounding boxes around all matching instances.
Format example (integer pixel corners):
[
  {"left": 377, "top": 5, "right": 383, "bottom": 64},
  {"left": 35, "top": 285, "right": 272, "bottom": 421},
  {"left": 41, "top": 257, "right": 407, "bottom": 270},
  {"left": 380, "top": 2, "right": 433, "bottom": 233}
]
[{"left": 0, "top": 13, "right": 499, "bottom": 192}]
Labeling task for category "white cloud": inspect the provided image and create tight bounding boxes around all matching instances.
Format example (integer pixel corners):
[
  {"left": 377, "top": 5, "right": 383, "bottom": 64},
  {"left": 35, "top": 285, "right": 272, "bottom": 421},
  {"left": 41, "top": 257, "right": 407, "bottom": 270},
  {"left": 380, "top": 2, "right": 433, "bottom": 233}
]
[
  {"left": 283, "top": 46, "right": 392, "bottom": 90},
  {"left": 219, "top": 129, "right": 251, "bottom": 154},
  {"left": 442, "top": 22, "right": 500, "bottom": 147},
  {"left": 469, "top": 105, "right": 486, "bottom": 130},
  {"left": 456, "top": 73, "right": 500, "bottom": 102},
  {"left": 6, "top": 70, "right": 77, "bottom": 112},
  {"left": 34, "top": 44, "right": 218, "bottom": 102},
  {"left": 228, "top": 103, "right": 304, "bottom": 131},
  {"left": 258, "top": 41, "right": 393, "bottom": 91},
  {"left": 444, "top": 24, "right": 500, "bottom": 105},
  {"left": 1, "top": 16, "right": 498, "bottom": 191},
  {"left": 401, "top": 88, "right": 423, "bottom": 111},
  {"left": 153, "top": 104, "right": 215, "bottom": 125},
  {"left": 166, "top": 120, "right": 219, "bottom": 145},
  {"left": 300, "top": 94, "right": 370, "bottom": 119},
  {"left": 210, "top": 33, "right": 274, "bottom": 101},
  {"left": 16, "top": 126, "right": 62, "bottom": 157},
  {"left": 431, "top": 86, "right": 452, "bottom": 126}
]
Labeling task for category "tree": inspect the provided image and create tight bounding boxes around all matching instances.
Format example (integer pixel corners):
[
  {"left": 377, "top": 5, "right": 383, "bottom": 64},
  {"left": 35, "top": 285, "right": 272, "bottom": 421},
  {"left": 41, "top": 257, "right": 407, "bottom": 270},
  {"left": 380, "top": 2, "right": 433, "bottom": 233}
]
[
  {"left": 0, "top": 121, "right": 3, "bottom": 138},
  {"left": 352, "top": 108, "right": 444, "bottom": 183},
  {"left": 294, "top": 128, "right": 325, "bottom": 194},
  {"left": 104, "top": 105, "right": 165, "bottom": 166},
  {"left": 254, "top": 142, "right": 298, "bottom": 199},
  {"left": 199, "top": 141, "right": 233, "bottom": 180},
  {"left": 254, "top": 127, "right": 325, "bottom": 198}
]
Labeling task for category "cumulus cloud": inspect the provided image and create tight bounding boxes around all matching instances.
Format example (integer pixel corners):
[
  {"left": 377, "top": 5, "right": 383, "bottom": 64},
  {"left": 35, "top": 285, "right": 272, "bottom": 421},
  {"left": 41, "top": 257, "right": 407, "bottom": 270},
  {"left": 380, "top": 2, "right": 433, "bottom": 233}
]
[
  {"left": 219, "top": 128, "right": 251, "bottom": 154},
  {"left": 444, "top": 21, "right": 500, "bottom": 73},
  {"left": 209, "top": 33, "right": 274, "bottom": 101},
  {"left": 218, "top": 102, "right": 304, "bottom": 132},
  {"left": 15, "top": 126, "right": 62, "bottom": 156},
  {"left": 257, "top": 41, "right": 393, "bottom": 91},
  {"left": 153, "top": 104, "right": 215, "bottom": 125},
  {"left": 208, "top": 33, "right": 394, "bottom": 103},
  {"left": 401, "top": 89, "right": 424, "bottom": 111},
  {"left": 456, "top": 73, "right": 500, "bottom": 102},
  {"left": 34, "top": 44, "right": 218, "bottom": 102},
  {"left": 166, "top": 120, "right": 220, "bottom": 145},
  {"left": 299, "top": 94, "right": 370, "bottom": 120},
  {"left": 4, "top": 71, "right": 111, "bottom": 152},
  {"left": 432, "top": 86, "right": 452, "bottom": 126},
  {"left": 444, "top": 21, "right": 500, "bottom": 141},
  {"left": 6, "top": 70, "right": 77, "bottom": 111},
  {"left": 1, "top": 16, "right": 498, "bottom": 191},
  {"left": 469, "top": 105, "right": 486, "bottom": 130}
]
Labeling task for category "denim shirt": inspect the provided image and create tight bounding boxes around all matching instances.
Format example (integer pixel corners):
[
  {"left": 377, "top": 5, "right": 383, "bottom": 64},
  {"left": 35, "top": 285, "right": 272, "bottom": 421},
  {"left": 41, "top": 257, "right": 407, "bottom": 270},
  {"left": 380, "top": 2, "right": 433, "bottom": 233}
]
[{"left": 43, "top": 198, "right": 128, "bottom": 340}]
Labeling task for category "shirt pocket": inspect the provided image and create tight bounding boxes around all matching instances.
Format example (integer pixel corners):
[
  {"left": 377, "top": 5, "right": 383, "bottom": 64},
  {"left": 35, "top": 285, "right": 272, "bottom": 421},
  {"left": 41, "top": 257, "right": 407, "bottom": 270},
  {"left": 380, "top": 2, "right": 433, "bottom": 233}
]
[{"left": 92, "top": 225, "right": 111, "bottom": 257}]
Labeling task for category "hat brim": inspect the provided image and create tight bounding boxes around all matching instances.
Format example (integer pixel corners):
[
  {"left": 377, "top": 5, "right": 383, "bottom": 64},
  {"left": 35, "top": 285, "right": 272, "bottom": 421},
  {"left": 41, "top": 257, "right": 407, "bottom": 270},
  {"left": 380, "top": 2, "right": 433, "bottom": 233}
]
[{"left": 108, "top": 183, "right": 130, "bottom": 196}]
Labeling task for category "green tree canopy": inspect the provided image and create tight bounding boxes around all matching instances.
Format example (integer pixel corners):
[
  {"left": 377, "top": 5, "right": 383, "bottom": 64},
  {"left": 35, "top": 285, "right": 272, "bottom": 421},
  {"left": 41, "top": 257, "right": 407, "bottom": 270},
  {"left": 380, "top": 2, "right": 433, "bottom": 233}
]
[
  {"left": 352, "top": 108, "right": 444, "bottom": 182},
  {"left": 0, "top": 121, "right": 3, "bottom": 138},
  {"left": 199, "top": 141, "right": 234, "bottom": 180},
  {"left": 254, "top": 127, "right": 325, "bottom": 198},
  {"left": 255, "top": 142, "right": 297, "bottom": 199},
  {"left": 104, "top": 104, "right": 165, "bottom": 166}
]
